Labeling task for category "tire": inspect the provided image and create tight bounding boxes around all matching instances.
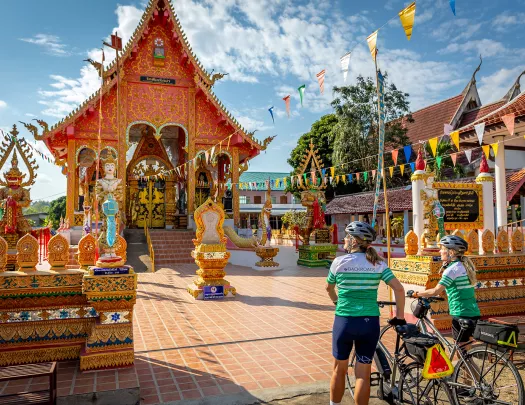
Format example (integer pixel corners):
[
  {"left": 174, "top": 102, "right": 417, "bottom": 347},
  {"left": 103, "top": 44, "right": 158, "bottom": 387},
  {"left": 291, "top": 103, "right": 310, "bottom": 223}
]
[
  {"left": 376, "top": 325, "right": 395, "bottom": 403},
  {"left": 451, "top": 345, "right": 525, "bottom": 405},
  {"left": 399, "top": 361, "right": 455, "bottom": 405}
]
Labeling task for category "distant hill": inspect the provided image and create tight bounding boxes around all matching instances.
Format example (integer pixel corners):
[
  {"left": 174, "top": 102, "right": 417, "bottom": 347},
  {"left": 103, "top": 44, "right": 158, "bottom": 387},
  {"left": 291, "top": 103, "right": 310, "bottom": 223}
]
[{"left": 23, "top": 200, "right": 50, "bottom": 215}]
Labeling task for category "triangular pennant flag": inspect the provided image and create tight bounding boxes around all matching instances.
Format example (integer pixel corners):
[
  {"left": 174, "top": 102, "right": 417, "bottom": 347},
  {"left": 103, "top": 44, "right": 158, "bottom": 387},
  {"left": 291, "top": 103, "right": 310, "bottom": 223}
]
[
  {"left": 502, "top": 113, "right": 515, "bottom": 136},
  {"left": 283, "top": 95, "right": 291, "bottom": 118},
  {"left": 335, "top": 175, "right": 340, "bottom": 184},
  {"left": 348, "top": 173, "right": 353, "bottom": 183},
  {"left": 367, "top": 30, "right": 378, "bottom": 61},
  {"left": 475, "top": 122, "right": 485, "bottom": 145},
  {"left": 436, "top": 156, "right": 442, "bottom": 169},
  {"left": 303, "top": 173, "right": 307, "bottom": 183},
  {"left": 268, "top": 106, "right": 275, "bottom": 124},
  {"left": 450, "top": 131, "right": 460, "bottom": 150},
  {"left": 410, "top": 162, "right": 415, "bottom": 172},
  {"left": 449, "top": 0, "right": 456, "bottom": 16},
  {"left": 389, "top": 166, "right": 394, "bottom": 177},
  {"left": 465, "top": 149, "right": 472, "bottom": 163},
  {"left": 316, "top": 69, "right": 326, "bottom": 94},
  {"left": 340, "top": 52, "right": 351, "bottom": 82},
  {"left": 391, "top": 149, "right": 399, "bottom": 166},
  {"left": 400, "top": 165, "right": 405, "bottom": 176},
  {"left": 356, "top": 172, "right": 360, "bottom": 181},
  {"left": 403, "top": 145, "right": 412, "bottom": 162},
  {"left": 330, "top": 167, "right": 335, "bottom": 177},
  {"left": 298, "top": 85, "right": 306, "bottom": 107},
  {"left": 363, "top": 171, "right": 369, "bottom": 182},
  {"left": 399, "top": 2, "right": 416, "bottom": 41},
  {"left": 210, "top": 146, "right": 216, "bottom": 161},
  {"left": 205, "top": 150, "right": 210, "bottom": 164},
  {"left": 324, "top": 176, "right": 328, "bottom": 185},
  {"left": 372, "top": 169, "right": 376, "bottom": 179},
  {"left": 428, "top": 138, "right": 438, "bottom": 157},
  {"left": 451, "top": 153, "right": 457, "bottom": 166},
  {"left": 321, "top": 168, "right": 326, "bottom": 178},
  {"left": 444, "top": 123, "right": 453, "bottom": 136},
  {"left": 482, "top": 145, "right": 490, "bottom": 159},
  {"left": 491, "top": 142, "right": 499, "bottom": 158}
]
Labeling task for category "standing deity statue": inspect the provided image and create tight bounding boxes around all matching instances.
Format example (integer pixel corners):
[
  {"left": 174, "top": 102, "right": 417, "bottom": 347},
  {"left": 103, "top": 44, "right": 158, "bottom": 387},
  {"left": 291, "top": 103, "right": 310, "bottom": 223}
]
[
  {"left": 259, "top": 182, "right": 273, "bottom": 247},
  {"left": 420, "top": 170, "right": 440, "bottom": 249},
  {"left": 95, "top": 156, "right": 124, "bottom": 264},
  {"left": 0, "top": 152, "right": 32, "bottom": 235}
]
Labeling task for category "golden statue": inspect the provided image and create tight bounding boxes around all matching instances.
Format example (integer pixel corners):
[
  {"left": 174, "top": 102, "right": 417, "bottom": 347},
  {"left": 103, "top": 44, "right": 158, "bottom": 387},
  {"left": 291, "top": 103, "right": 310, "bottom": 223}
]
[
  {"left": 420, "top": 169, "right": 439, "bottom": 251},
  {"left": 258, "top": 181, "right": 272, "bottom": 247}
]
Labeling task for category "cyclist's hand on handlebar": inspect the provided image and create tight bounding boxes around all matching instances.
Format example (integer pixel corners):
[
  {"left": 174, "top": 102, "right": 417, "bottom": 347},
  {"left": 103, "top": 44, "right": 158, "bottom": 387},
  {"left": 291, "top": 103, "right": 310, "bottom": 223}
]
[
  {"left": 406, "top": 290, "right": 417, "bottom": 298},
  {"left": 388, "top": 317, "right": 407, "bottom": 326}
]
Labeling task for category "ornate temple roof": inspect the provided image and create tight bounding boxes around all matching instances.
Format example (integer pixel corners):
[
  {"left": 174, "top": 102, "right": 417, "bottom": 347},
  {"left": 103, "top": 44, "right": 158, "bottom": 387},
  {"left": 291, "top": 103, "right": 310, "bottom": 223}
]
[{"left": 37, "top": 0, "right": 268, "bottom": 151}]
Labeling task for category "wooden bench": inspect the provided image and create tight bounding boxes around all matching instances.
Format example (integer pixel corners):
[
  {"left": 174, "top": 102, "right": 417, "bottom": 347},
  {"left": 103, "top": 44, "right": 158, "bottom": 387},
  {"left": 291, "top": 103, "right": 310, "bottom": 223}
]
[{"left": 0, "top": 362, "right": 56, "bottom": 405}]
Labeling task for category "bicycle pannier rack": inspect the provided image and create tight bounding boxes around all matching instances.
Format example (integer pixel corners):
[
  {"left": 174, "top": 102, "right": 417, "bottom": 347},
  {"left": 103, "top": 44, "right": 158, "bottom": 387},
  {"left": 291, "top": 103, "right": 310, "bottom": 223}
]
[
  {"left": 473, "top": 320, "right": 519, "bottom": 348},
  {"left": 403, "top": 333, "right": 441, "bottom": 364}
]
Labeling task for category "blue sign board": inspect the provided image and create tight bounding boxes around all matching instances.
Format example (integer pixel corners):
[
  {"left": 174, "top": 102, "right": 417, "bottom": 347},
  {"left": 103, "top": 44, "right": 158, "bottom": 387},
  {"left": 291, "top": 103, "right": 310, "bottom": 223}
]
[{"left": 203, "top": 285, "right": 224, "bottom": 300}]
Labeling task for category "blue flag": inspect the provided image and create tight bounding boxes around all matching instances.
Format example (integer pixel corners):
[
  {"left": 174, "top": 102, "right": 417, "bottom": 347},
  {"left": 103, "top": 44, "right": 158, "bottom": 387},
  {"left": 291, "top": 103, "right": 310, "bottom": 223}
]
[
  {"left": 348, "top": 173, "right": 353, "bottom": 183},
  {"left": 449, "top": 0, "right": 456, "bottom": 15},
  {"left": 410, "top": 162, "right": 415, "bottom": 172},
  {"left": 321, "top": 168, "right": 326, "bottom": 177},
  {"left": 268, "top": 106, "right": 275, "bottom": 124},
  {"left": 404, "top": 145, "right": 412, "bottom": 163}
]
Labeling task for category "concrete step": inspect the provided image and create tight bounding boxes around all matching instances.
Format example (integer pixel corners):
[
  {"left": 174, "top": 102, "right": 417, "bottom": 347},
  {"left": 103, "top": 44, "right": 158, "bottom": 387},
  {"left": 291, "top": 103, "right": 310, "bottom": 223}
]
[{"left": 148, "top": 230, "right": 195, "bottom": 269}]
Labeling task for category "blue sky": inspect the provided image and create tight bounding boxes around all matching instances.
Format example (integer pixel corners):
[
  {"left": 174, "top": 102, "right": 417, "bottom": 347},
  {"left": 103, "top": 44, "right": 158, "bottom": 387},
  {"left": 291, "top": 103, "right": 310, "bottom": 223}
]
[{"left": 0, "top": 0, "right": 524, "bottom": 202}]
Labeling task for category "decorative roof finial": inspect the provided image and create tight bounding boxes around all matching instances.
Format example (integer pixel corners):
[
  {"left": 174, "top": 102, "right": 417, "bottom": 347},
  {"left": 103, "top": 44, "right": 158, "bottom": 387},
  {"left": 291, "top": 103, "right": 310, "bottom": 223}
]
[
  {"left": 479, "top": 152, "right": 489, "bottom": 173},
  {"left": 471, "top": 54, "right": 482, "bottom": 84},
  {"left": 415, "top": 146, "right": 425, "bottom": 171}
]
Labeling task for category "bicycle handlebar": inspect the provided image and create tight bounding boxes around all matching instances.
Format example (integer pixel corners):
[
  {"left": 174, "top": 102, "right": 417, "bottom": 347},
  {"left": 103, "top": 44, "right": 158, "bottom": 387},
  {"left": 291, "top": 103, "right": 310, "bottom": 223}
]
[{"left": 377, "top": 301, "right": 397, "bottom": 308}]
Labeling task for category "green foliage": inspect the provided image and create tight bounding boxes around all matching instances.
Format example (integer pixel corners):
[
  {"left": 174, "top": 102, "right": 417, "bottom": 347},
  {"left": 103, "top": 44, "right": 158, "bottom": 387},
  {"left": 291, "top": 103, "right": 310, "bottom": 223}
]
[
  {"left": 282, "top": 210, "right": 308, "bottom": 229},
  {"left": 424, "top": 141, "right": 465, "bottom": 180},
  {"left": 23, "top": 200, "right": 50, "bottom": 215},
  {"left": 391, "top": 216, "right": 404, "bottom": 238},
  {"left": 46, "top": 196, "right": 66, "bottom": 229},
  {"left": 331, "top": 74, "right": 412, "bottom": 191}
]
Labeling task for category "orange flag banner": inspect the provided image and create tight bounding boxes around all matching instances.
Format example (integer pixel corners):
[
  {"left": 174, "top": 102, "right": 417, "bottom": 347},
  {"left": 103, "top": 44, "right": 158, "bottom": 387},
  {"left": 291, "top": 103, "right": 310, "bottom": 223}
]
[
  {"left": 399, "top": 2, "right": 416, "bottom": 40},
  {"left": 391, "top": 149, "right": 399, "bottom": 166},
  {"left": 482, "top": 145, "right": 490, "bottom": 159},
  {"left": 367, "top": 31, "right": 378, "bottom": 61}
]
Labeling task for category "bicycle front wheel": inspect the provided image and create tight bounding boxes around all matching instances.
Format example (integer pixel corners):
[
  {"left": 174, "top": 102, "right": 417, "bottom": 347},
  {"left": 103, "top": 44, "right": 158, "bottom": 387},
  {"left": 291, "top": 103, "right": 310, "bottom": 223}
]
[
  {"left": 451, "top": 345, "right": 524, "bottom": 405},
  {"left": 399, "top": 361, "right": 454, "bottom": 405}
]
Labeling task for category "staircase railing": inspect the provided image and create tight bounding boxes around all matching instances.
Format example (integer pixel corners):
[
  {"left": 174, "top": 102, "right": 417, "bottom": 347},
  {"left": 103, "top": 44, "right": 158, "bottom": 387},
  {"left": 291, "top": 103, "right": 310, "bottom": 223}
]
[{"left": 143, "top": 222, "right": 155, "bottom": 272}]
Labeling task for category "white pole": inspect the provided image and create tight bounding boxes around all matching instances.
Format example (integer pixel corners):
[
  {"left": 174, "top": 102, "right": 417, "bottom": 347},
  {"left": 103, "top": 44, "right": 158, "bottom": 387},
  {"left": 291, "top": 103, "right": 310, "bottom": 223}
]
[
  {"left": 494, "top": 135, "right": 507, "bottom": 228},
  {"left": 476, "top": 171, "right": 495, "bottom": 253}
]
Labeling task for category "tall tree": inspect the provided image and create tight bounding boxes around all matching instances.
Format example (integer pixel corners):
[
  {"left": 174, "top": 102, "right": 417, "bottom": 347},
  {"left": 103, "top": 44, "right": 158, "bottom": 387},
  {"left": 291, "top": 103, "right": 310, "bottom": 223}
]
[
  {"left": 46, "top": 196, "right": 66, "bottom": 229},
  {"left": 331, "top": 74, "right": 413, "bottom": 190},
  {"left": 424, "top": 140, "right": 465, "bottom": 180}
]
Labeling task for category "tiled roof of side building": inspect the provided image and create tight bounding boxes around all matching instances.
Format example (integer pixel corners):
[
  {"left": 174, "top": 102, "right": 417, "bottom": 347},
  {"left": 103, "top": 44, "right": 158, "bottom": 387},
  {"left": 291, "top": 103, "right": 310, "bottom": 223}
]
[
  {"left": 326, "top": 168, "right": 525, "bottom": 215},
  {"left": 401, "top": 94, "right": 464, "bottom": 144},
  {"left": 239, "top": 172, "right": 291, "bottom": 191},
  {"left": 458, "top": 100, "right": 506, "bottom": 128}
]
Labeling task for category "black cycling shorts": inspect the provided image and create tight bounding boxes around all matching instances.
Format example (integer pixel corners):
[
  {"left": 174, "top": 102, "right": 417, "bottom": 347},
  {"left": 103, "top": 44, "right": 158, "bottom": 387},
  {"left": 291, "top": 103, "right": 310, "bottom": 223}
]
[
  {"left": 452, "top": 316, "right": 480, "bottom": 343},
  {"left": 332, "top": 315, "right": 380, "bottom": 364}
]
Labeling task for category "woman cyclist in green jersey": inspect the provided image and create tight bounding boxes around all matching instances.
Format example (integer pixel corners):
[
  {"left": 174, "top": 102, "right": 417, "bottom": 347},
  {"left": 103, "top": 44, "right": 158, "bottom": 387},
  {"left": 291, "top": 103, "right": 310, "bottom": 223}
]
[
  {"left": 409, "top": 235, "right": 480, "bottom": 346},
  {"left": 326, "top": 221, "right": 406, "bottom": 405}
]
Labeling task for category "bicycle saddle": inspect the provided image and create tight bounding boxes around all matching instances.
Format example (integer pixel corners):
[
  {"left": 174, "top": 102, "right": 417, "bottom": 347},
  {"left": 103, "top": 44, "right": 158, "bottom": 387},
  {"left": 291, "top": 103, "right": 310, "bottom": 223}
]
[
  {"left": 395, "top": 323, "right": 419, "bottom": 337},
  {"left": 458, "top": 318, "right": 477, "bottom": 329}
]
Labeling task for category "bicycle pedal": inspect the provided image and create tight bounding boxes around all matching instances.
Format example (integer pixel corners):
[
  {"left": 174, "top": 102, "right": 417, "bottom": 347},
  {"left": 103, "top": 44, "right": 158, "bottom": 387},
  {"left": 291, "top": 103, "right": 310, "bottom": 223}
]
[{"left": 370, "top": 372, "right": 381, "bottom": 386}]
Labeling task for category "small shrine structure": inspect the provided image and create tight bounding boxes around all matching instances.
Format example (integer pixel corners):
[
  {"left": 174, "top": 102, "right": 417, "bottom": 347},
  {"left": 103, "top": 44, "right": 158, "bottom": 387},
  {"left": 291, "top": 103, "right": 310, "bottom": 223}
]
[{"left": 24, "top": 0, "right": 273, "bottom": 238}]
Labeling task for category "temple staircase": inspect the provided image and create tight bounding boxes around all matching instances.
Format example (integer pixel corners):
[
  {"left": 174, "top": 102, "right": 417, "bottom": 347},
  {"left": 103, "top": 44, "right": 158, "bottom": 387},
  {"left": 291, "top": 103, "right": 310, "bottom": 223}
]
[{"left": 148, "top": 229, "right": 195, "bottom": 269}]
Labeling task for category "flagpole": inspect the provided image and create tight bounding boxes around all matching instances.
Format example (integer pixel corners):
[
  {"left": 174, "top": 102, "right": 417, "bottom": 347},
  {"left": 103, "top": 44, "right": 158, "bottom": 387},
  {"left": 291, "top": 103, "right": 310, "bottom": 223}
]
[
  {"left": 94, "top": 47, "right": 104, "bottom": 261},
  {"left": 373, "top": 52, "right": 393, "bottom": 316}
]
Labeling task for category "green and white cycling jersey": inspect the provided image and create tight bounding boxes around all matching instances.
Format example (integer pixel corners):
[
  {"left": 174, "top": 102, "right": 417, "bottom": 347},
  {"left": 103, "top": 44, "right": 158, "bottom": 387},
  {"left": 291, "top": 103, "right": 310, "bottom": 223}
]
[
  {"left": 327, "top": 252, "right": 396, "bottom": 317},
  {"left": 438, "top": 261, "right": 480, "bottom": 318}
]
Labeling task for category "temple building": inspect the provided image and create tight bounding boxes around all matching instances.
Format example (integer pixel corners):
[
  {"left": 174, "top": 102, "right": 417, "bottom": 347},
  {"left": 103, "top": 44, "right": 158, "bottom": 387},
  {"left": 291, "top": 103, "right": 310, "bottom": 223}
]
[
  {"left": 29, "top": 0, "right": 273, "bottom": 236},
  {"left": 327, "top": 64, "right": 525, "bottom": 238}
]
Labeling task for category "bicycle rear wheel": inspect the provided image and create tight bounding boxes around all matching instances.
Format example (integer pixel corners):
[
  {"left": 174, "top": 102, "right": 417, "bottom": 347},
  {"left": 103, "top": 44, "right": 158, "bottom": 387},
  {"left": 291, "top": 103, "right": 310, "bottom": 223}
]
[
  {"left": 451, "top": 345, "right": 524, "bottom": 405},
  {"left": 399, "top": 362, "right": 454, "bottom": 404}
]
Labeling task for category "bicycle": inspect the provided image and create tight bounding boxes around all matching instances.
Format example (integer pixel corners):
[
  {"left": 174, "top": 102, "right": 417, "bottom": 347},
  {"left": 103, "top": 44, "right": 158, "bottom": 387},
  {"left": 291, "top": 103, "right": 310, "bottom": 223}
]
[
  {"left": 347, "top": 301, "right": 454, "bottom": 404},
  {"left": 406, "top": 293, "right": 525, "bottom": 405}
]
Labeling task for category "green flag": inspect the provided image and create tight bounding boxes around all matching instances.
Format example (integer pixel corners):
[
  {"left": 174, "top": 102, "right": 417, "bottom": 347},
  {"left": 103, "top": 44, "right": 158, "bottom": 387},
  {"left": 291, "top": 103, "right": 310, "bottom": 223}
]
[
  {"left": 298, "top": 84, "right": 306, "bottom": 106},
  {"left": 363, "top": 171, "right": 368, "bottom": 182},
  {"left": 436, "top": 156, "right": 442, "bottom": 169}
]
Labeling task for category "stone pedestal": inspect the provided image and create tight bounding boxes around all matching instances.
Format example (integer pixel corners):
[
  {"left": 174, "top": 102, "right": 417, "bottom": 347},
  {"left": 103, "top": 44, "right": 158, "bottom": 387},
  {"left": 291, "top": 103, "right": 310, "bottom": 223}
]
[
  {"left": 254, "top": 246, "right": 280, "bottom": 270},
  {"left": 297, "top": 244, "right": 338, "bottom": 268}
]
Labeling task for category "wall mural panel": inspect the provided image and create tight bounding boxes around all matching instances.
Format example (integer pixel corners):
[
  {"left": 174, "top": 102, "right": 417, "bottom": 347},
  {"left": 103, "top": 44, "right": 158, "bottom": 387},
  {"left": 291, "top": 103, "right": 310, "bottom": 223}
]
[
  {"left": 75, "top": 88, "right": 118, "bottom": 135},
  {"left": 195, "top": 93, "right": 234, "bottom": 140}
]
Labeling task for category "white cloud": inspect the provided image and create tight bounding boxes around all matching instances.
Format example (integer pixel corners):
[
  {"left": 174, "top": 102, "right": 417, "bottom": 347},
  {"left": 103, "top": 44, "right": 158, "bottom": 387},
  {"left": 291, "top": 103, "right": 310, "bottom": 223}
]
[
  {"left": 492, "top": 12, "right": 525, "bottom": 32},
  {"left": 432, "top": 19, "right": 482, "bottom": 42},
  {"left": 478, "top": 65, "right": 525, "bottom": 104},
  {"left": 36, "top": 173, "right": 53, "bottom": 184},
  {"left": 19, "top": 34, "right": 69, "bottom": 56},
  {"left": 0, "top": 100, "right": 7, "bottom": 109},
  {"left": 438, "top": 39, "right": 507, "bottom": 57},
  {"left": 25, "top": 113, "right": 36, "bottom": 117}
]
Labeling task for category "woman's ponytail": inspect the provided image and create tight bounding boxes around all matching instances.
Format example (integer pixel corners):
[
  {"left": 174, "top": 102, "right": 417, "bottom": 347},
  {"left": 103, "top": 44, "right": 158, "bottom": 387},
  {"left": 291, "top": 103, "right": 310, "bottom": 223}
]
[
  {"left": 364, "top": 244, "right": 384, "bottom": 266},
  {"left": 460, "top": 255, "right": 477, "bottom": 285}
]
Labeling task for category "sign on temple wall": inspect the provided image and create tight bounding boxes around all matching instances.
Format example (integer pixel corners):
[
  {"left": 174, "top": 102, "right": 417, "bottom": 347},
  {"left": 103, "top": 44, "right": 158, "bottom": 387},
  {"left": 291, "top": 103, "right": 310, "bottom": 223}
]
[{"left": 433, "top": 182, "right": 484, "bottom": 230}]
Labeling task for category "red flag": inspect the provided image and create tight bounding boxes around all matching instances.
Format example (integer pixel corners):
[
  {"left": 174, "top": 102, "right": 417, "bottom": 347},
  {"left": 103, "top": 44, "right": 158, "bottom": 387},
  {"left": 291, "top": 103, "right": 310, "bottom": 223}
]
[
  {"left": 451, "top": 153, "right": 457, "bottom": 166},
  {"left": 111, "top": 34, "right": 123, "bottom": 50},
  {"left": 372, "top": 169, "right": 376, "bottom": 179},
  {"left": 283, "top": 95, "right": 291, "bottom": 118},
  {"left": 391, "top": 149, "right": 399, "bottom": 166},
  {"left": 356, "top": 172, "right": 361, "bottom": 181},
  {"left": 502, "top": 113, "right": 515, "bottom": 136},
  {"left": 316, "top": 69, "right": 326, "bottom": 94}
]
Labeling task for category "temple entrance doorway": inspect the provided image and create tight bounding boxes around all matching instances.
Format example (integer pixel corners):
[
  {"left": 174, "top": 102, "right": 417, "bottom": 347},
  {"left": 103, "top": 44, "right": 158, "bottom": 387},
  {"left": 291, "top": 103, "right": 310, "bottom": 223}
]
[{"left": 136, "top": 175, "right": 165, "bottom": 228}]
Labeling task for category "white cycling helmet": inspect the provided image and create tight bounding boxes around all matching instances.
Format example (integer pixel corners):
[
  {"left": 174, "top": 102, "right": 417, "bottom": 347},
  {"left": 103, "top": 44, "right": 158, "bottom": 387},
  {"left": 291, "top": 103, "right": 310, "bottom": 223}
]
[
  {"left": 345, "top": 221, "right": 377, "bottom": 242},
  {"left": 439, "top": 235, "right": 468, "bottom": 253}
]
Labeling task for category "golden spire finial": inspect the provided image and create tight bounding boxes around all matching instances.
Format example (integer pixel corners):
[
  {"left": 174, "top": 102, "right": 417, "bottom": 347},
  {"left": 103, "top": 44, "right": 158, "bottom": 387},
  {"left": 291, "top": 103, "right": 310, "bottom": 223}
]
[
  {"left": 10, "top": 124, "right": 19, "bottom": 137},
  {"left": 11, "top": 150, "right": 19, "bottom": 169}
]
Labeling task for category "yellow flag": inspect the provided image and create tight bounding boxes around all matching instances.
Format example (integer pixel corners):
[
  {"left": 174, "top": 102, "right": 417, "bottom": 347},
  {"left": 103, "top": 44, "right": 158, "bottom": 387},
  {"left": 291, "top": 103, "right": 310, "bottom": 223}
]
[
  {"left": 275, "top": 178, "right": 280, "bottom": 188},
  {"left": 450, "top": 131, "right": 460, "bottom": 150},
  {"left": 389, "top": 166, "right": 394, "bottom": 177},
  {"left": 367, "top": 30, "right": 378, "bottom": 61},
  {"left": 482, "top": 145, "right": 490, "bottom": 159},
  {"left": 428, "top": 137, "right": 438, "bottom": 157},
  {"left": 399, "top": 2, "right": 416, "bottom": 40},
  {"left": 491, "top": 142, "right": 499, "bottom": 158},
  {"left": 400, "top": 165, "right": 405, "bottom": 176},
  {"left": 335, "top": 175, "right": 340, "bottom": 183},
  {"left": 330, "top": 167, "right": 335, "bottom": 177}
]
